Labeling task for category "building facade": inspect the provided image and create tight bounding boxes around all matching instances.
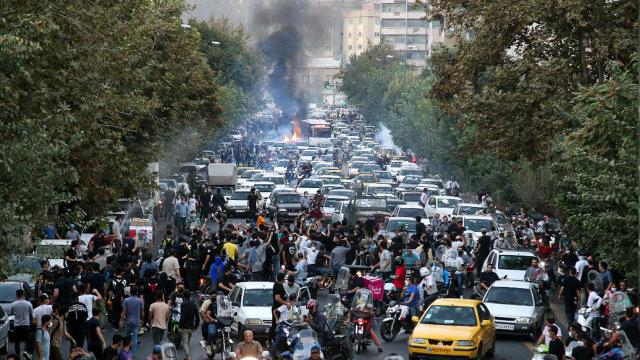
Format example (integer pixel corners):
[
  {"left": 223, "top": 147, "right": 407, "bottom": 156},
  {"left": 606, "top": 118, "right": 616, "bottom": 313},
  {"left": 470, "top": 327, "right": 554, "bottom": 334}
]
[
  {"left": 343, "top": 2, "right": 381, "bottom": 60},
  {"left": 379, "top": 0, "right": 428, "bottom": 68}
]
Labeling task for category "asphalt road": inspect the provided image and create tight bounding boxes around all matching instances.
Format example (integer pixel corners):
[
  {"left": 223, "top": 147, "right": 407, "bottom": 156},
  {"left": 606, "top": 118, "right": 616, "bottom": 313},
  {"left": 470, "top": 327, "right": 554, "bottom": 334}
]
[{"left": 8, "top": 216, "right": 534, "bottom": 360}]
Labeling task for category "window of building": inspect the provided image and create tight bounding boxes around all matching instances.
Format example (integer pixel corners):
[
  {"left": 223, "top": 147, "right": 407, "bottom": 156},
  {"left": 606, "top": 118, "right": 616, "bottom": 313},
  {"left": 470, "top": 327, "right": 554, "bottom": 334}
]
[
  {"left": 374, "top": 32, "right": 380, "bottom": 37},
  {"left": 358, "top": 18, "right": 363, "bottom": 25},
  {"left": 348, "top": 19, "right": 353, "bottom": 25},
  {"left": 358, "top": 32, "right": 362, "bottom": 37},
  {"left": 407, "top": 19, "right": 426, "bottom": 28},
  {"left": 358, "top": 44, "right": 362, "bottom": 49},
  {"left": 348, "top": 45, "right": 353, "bottom": 50},
  {"left": 381, "top": 3, "right": 405, "bottom": 12},
  {"left": 382, "top": 35, "right": 405, "bottom": 44},
  {"left": 348, "top": 32, "right": 352, "bottom": 38},
  {"left": 381, "top": 19, "right": 405, "bottom": 28}
]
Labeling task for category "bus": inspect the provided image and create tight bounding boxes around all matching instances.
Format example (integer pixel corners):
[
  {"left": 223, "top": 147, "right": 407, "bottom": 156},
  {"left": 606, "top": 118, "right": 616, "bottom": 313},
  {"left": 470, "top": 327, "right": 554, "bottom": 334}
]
[{"left": 300, "top": 119, "right": 332, "bottom": 146}]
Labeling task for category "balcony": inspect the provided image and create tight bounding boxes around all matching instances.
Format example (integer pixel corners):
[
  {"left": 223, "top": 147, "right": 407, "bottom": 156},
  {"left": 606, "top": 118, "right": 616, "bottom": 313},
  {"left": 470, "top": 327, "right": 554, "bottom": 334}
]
[
  {"left": 381, "top": 11, "right": 425, "bottom": 20},
  {"left": 381, "top": 27, "right": 426, "bottom": 35}
]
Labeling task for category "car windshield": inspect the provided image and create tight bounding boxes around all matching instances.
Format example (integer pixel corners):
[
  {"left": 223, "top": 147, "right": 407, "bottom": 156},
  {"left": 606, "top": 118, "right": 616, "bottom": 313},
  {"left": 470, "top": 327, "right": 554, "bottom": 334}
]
[
  {"left": 250, "top": 173, "right": 264, "bottom": 180},
  {"left": 390, "top": 161, "right": 403, "bottom": 167},
  {"left": 458, "top": 205, "right": 483, "bottom": 215},
  {"left": 402, "top": 177, "right": 421, "bottom": 185},
  {"left": 36, "top": 245, "right": 66, "bottom": 259},
  {"left": 464, "top": 218, "right": 495, "bottom": 232},
  {"left": 214, "top": 188, "right": 234, "bottom": 197},
  {"left": 329, "top": 190, "right": 355, "bottom": 199},
  {"left": 243, "top": 289, "right": 273, "bottom": 306},
  {"left": 369, "top": 186, "right": 392, "bottom": 194},
  {"left": 437, "top": 198, "right": 462, "bottom": 208},
  {"left": 398, "top": 208, "right": 426, "bottom": 218},
  {"left": 299, "top": 180, "right": 323, "bottom": 188},
  {"left": 485, "top": 287, "right": 534, "bottom": 306},
  {"left": 387, "top": 220, "right": 417, "bottom": 232},
  {"left": 302, "top": 150, "right": 317, "bottom": 156},
  {"left": 241, "top": 171, "right": 260, "bottom": 179},
  {"left": 321, "top": 177, "right": 341, "bottom": 185},
  {"left": 231, "top": 191, "right": 251, "bottom": 200},
  {"left": 0, "top": 284, "right": 20, "bottom": 303},
  {"left": 323, "top": 199, "right": 341, "bottom": 208},
  {"left": 400, "top": 169, "right": 421, "bottom": 176},
  {"left": 421, "top": 305, "right": 477, "bottom": 326},
  {"left": 499, "top": 255, "right": 536, "bottom": 270},
  {"left": 354, "top": 199, "right": 386, "bottom": 209},
  {"left": 277, "top": 194, "right": 301, "bottom": 203},
  {"left": 254, "top": 184, "right": 275, "bottom": 193},
  {"left": 402, "top": 193, "right": 422, "bottom": 202},
  {"left": 264, "top": 177, "right": 285, "bottom": 185},
  {"left": 375, "top": 172, "right": 393, "bottom": 179}
]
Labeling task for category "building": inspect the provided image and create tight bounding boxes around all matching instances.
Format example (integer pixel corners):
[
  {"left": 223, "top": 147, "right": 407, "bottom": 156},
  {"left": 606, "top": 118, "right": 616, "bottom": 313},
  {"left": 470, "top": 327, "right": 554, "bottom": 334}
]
[
  {"left": 379, "top": 0, "right": 428, "bottom": 68},
  {"left": 296, "top": 57, "right": 342, "bottom": 104},
  {"left": 343, "top": 2, "right": 381, "bottom": 60}
]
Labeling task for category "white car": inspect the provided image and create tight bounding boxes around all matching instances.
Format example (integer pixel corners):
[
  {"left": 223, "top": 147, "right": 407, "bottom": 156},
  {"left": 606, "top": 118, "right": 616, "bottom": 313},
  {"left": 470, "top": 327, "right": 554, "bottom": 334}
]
[
  {"left": 453, "top": 203, "right": 486, "bottom": 216},
  {"left": 0, "top": 305, "right": 8, "bottom": 353},
  {"left": 390, "top": 205, "right": 428, "bottom": 223},
  {"left": 271, "top": 160, "right": 291, "bottom": 175},
  {"left": 237, "top": 169, "right": 265, "bottom": 187},
  {"left": 300, "top": 149, "right": 319, "bottom": 162},
  {"left": 229, "top": 282, "right": 310, "bottom": 340},
  {"left": 363, "top": 183, "right": 394, "bottom": 197},
  {"left": 424, "top": 195, "right": 463, "bottom": 218},
  {"left": 481, "top": 249, "right": 541, "bottom": 281},
  {"left": 322, "top": 195, "right": 349, "bottom": 223},
  {"left": 387, "top": 160, "right": 407, "bottom": 176},
  {"left": 227, "top": 189, "right": 252, "bottom": 217},
  {"left": 296, "top": 179, "right": 323, "bottom": 196},
  {"left": 397, "top": 191, "right": 423, "bottom": 207},
  {"left": 482, "top": 280, "right": 545, "bottom": 338},
  {"left": 396, "top": 167, "right": 422, "bottom": 183},
  {"left": 251, "top": 182, "right": 275, "bottom": 207},
  {"left": 460, "top": 215, "right": 499, "bottom": 245},
  {"left": 420, "top": 178, "right": 446, "bottom": 195},
  {"left": 318, "top": 175, "right": 342, "bottom": 186},
  {"left": 261, "top": 174, "right": 287, "bottom": 189}
]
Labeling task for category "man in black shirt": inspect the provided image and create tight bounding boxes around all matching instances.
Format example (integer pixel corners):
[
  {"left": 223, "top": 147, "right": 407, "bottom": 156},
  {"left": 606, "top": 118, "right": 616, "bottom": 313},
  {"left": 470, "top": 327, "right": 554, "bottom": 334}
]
[
  {"left": 102, "top": 334, "right": 123, "bottom": 360},
  {"left": 247, "top": 188, "right": 260, "bottom": 221},
  {"left": 270, "top": 273, "right": 287, "bottom": 339},
  {"left": 607, "top": 307, "right": 640, "bottom": 350},
  {"left": 479, "top": 264, "right": 500, "bottom": 291},
  {"left": 53, "top": 270, "right": 76, "bottom": 308},
  {"left": 547, "top": 325, "right": 564, "bottom": 359},
  {"left": 558, "top": 267, "right": 581, "bottom": 324},
  {"left": 87, "top": 308, "right": 105, "bottom": 358},
  {"left": 476, "top": 229, "right": 493, "bottom": 276},
  {"left": 217, "top": 266, "right": 236, "bottom": 295},
  {"left": 415, "top": 216, "right": 427, "bottom": 238},
  {"left": 282, "top": 236, "right": 297, "bottom": 271},
  {"left": 66, "top": 292, "right": 88, "bottom": 348}
]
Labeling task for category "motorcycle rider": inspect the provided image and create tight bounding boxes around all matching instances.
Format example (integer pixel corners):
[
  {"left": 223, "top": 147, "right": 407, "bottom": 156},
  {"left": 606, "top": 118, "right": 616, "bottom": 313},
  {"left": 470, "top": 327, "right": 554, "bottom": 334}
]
[
  {"left": 235, "top": 330, "right": 263, "bottom": 360},
  {"left": 401, "top": 276, "right": 420, "bottom": 317},
  {"left": 418, "top": 267, "right": 438, "bottom": 310},
  {"left": 525, "top": 258, "right": 548, "bottom": 283},
  {"left": 304, "top": 300, "right": 328, "bottom": 345},
  {"left": 392, "top": 257, "right": 406, "bottom": 300}
]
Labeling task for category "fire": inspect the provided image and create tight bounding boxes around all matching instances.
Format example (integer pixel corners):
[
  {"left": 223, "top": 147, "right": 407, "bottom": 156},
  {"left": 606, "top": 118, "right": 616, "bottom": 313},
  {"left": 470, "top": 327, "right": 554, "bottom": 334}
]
[{"left": 282, "top": 132, "right": 300, "bottom": 143}]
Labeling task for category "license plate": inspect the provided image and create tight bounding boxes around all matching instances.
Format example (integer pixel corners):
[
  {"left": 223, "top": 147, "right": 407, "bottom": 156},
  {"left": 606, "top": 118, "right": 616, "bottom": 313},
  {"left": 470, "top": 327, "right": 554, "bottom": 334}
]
[
  {"left": 357, "top": 326, "right": 363, "bottom": 334},
  {"left": 495, "top": 323, "right": 515, "bottom": 330},
  {"left": 427, "top": 347, "right": 447, "bottom": 353},
  {"left": 288, "top": 212, "right": 298, "bottom": 216}
]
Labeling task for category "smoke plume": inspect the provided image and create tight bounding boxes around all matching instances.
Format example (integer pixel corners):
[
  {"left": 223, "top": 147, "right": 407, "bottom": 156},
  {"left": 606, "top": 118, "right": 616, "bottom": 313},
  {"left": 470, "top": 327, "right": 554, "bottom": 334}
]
[
  {"left": 375, "top": 122, "right": 401, "bottom": 152},
  {"left": 253, "top": 0, "right": 330, "bottom": 130}
]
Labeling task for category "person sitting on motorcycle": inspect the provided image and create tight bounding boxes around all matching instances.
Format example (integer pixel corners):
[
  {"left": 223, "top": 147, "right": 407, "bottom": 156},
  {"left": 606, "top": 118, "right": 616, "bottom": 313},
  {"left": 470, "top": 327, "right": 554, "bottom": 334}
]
[
  {"left": 235, "top": 330, "right": 264, "bottom": 360},
  {"left": 479, "top": 263, "right": 500, "bottom": 291},
  {"left": 349, "top": 295, "right": 383, "bottom": 353},
  {"left": 309, "top": 345, "right": 322, "bottom": 360},
  {"left": 604, "top": 307, "right": 640, "bottom": 351},
  {"left": 401, "top": 275, "right": 420, "bottom": 317},
  {"left": 392, "top": 257, "right": 406, "bottom": 300},
  {"left": 203, "top": 294, "right": 219, "bottom": 350},
  {"left": 304, "top": 300, "right": 328, "bottom": 345},
  {"left": 419, "top": 267, "right": 438, "bottom": 310},
  {"left": 346, "top": 271, "right": 366, "bottom": 299}
]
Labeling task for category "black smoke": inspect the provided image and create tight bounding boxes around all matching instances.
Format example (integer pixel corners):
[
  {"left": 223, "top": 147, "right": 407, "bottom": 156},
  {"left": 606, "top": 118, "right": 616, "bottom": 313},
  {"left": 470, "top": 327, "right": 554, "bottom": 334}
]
[{"left": 252, "top": 0, "right": 330, "bottom": 126}]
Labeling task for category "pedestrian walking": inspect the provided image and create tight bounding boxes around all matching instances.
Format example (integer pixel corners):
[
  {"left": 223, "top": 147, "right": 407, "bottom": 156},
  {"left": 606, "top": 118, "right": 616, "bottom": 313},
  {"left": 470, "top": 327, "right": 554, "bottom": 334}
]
[
  {"left": 87, "top": 308, "right": 106, "bottom": 359},
  {"left": 50, "top": 304, "right": 75, "bottom": 360},
  {"left": 11, "top": 289, "right": 33, "bottom": 357},
  {"left": 121, "top": 287, "right": 144, "bottom": 357},
  {"left": 177, "top": 290, "right": 200, "bottom": 360},
  {"left": 149, "top": 291, "right": 170, "bottom": 346},
  {"left": 34, "top": 315, "right": 52, "bottom": 360},
  {"left": 66, "top": 292, "right": 88, "bottom": 349}
]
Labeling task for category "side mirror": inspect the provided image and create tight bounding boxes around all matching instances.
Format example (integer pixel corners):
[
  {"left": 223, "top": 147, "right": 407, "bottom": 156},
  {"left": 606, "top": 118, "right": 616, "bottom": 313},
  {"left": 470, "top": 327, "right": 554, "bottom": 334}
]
[
  {"left": 481, "top": 320, "right": 492, "bottom": 327},
  {"left": 411, "top": 316, "right": 420, "bottom": 324}
]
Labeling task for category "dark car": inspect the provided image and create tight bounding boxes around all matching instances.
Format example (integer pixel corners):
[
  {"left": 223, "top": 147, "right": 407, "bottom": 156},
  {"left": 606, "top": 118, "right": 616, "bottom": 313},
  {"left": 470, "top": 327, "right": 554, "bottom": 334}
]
[
  {"left": 345, "top": 198, "right": 390, "bottom": 226},
  {"left": 268, "top": 192, "right": 303, "bottom": 221},
  {"left": 0, "top": 281, "right": 33, "bottom": 341}
]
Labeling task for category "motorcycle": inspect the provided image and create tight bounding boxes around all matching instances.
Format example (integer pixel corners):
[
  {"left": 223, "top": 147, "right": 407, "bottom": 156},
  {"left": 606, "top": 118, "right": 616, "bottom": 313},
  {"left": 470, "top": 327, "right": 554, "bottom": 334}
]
[
  {"left": 576, "top": 306, "right": 598, "bottom": 336},
  {"left": 380, "top": 302, "right": 416, "bottom": 342},
  {"left": 202, "top": 294, "right": 235, "bottom": 360},
  {"left": 350, "top": 288, "right": 375, "bottom": 354},
  {"left": 301, "top": 275, "right": 321, "bottom": 299}
]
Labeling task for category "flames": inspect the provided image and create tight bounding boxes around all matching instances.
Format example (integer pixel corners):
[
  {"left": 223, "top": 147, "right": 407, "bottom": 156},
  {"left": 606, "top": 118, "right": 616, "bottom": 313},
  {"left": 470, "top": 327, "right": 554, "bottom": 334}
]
[{"left": 283, "top": 132, "right": 300, "bottom": 143}]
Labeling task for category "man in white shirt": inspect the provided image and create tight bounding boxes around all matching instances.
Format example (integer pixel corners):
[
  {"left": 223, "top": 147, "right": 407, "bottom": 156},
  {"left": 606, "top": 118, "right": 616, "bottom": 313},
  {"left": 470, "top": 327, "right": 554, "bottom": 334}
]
[
  {"left": 586, "top": 283, "right": 603, "bottom": 319},
  {"left": 78, "top": 284, "right": 102, "bottom": 320},
  {"left": 33, "top": 295, "right": 53, "bottom": 329},
  {"left": 419, "top": 188, "right": 429, "bottom": 207},
  {"left": 575, "top": 255, "right": 589, "bottom": 281},
  {"left": 274, "top": 293, "right": 300, "bottom": 324}
]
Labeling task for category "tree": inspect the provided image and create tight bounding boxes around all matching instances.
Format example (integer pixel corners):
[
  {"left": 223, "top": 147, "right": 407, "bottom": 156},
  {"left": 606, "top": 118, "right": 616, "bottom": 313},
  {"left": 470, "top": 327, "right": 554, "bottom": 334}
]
[
  {"left": 554, "top": 61, "right": 638, "bottom": 281},
  {"left": 0, "top": 0, "right": 224, "bottom": 277}
]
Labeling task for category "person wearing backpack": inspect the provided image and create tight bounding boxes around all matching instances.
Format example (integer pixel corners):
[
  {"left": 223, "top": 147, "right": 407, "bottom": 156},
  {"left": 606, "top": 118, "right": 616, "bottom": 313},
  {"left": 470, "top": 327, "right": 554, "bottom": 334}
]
[
  {"left": 34, "top": 314, "right": 52, "bottom": 360},
  {"left": 177, "top": 290, "right": 200, "bottom": 360},
  {"left": 107, "top": 269, "right": 128, "bottom": 329},
  {"left": 66, "top": 293, "right": 88, "bottom": 349},
  {"left": 50, "top": 304, "right": 75, "bottom": 360}
]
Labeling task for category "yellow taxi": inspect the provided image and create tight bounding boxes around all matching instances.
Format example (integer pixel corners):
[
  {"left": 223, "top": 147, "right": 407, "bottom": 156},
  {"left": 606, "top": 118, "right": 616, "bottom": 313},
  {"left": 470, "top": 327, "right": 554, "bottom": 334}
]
[{"left": 408, "top": 298, "right": 496, "bottom": 360}]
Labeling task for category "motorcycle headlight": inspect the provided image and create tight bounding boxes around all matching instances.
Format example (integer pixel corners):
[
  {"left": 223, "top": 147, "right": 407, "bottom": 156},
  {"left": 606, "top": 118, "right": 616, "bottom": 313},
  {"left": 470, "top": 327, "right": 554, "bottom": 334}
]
[
  {"left": 456, "top": 340, "right": 474, "bottom": 346},
  {"left": 516, "top": 317, "right": 533, "bottom": 324},
  {"left": 410, "top": 337, "right": 425, "bottom": 344},
  {"left": 539, "top": 261, "right": 546, "bottom": 268},
  {"left": 245, "top": 318, "right": 262, "bottom": 325}
]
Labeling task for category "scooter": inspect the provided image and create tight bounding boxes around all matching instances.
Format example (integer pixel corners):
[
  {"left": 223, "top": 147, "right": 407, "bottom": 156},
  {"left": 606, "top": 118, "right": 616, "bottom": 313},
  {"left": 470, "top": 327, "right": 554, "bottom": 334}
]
[
  {"left": 380, "top": 302, "right": 416, "bottom": 342},
  {"left": 352, "top": 314, "right": 371, "bottom": 354}
]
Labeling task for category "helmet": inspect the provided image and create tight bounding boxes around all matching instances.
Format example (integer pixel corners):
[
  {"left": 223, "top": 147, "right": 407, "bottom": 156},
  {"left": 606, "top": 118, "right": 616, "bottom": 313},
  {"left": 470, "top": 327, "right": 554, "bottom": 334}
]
[
  {"left": 419, "top": 267, "right": 431, "bottom": 278},
  {"left": 394, "top": 256, "right": 404, "bottom": 266},
  {"left": 306, "top": 299, "right": 318, "bottom": 313}
]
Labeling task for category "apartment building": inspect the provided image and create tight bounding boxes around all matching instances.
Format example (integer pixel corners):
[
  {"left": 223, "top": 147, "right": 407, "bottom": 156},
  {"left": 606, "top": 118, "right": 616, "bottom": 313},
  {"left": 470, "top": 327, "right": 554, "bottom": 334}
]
[
  {"left": 343, "top": 2, "right": 381, "bottom": 60},
  {"left": 378, "top": 0, "right": 429, "bottom": 68}
]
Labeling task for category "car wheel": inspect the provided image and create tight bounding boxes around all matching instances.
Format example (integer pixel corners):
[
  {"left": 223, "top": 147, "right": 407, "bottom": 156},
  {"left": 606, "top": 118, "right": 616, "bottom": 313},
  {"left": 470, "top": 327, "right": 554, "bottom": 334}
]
[
  {"left": 0, "top": 338, "right": 6, "bottom": 354},
  {"left": 475, "top": 343, "right": 483, "bottom": 360},
  {"left": 487, "top": 339, "right": 495, "bottom": 358}
]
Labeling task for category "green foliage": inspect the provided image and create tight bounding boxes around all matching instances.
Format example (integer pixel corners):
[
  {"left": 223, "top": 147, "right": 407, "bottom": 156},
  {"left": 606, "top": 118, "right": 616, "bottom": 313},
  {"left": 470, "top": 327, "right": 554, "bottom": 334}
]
[
  {"left": 554, "top": 62, "right": 638, "bottom": 280},
  {"left": 0, "top": 0, "right": 226, "bottom": 278}
]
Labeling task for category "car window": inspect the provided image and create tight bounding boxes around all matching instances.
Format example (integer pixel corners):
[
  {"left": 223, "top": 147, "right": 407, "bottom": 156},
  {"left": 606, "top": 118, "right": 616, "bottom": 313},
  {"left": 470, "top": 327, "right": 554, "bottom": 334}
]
[
  {"left": 276, "top": 194, "right": 301, "bottom": 203},
  {"left": 487, "top": 253, "right": 496, "bottom": 267},
  {"left": 230, "top": 191, "right": 250, "bottom": 200},
  {"left": 402, "top": 193, "right": 421, "bottom": 202},
  {"left": 428, "top": 197, "right": 436, "bottom": 206},
  {"left": 242, "top": 289, "right": 273, "bottom": 306},
  {"left": 354, "top": 199, "right": 386, "bottom": 209},
  {"left": 485, "top": 287, "right": 533, "bottom": 306},
  {"left": 0, "top": 284, "right": 19, "bottom": 303},
  {"left": 399, "top": 208, "right": 426, "bottom": 218},
  {"left": 477, "top": 303, "right": 492, "bottom": 321},
  {"left": 437, "top": 198, "right": 461, "bottom": 208},
  {"left": 459, "top": 205, "right": 482, "bottom": 215},
  {"left": 299, "top": 180, "right": 323, "bottom": 188},
  {"left": 421, "top": 306, "right": 477, "bottom": 326},
  {"left": 498, "top": 255, "right": 536, "bottom": 271},
  {"left": 464, "top": 218, "right": 495, "bottom": 232},
  {"left": 387, "top": 220, "right": 417, "bottom": 232}
]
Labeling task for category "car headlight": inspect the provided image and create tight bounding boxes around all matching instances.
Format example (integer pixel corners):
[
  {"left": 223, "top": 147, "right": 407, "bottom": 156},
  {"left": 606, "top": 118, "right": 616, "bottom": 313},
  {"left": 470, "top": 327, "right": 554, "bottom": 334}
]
[
  {"left": 410, "top": 337, "right": 425, "bottom": 344},
  {"left": 516, "top": 317, "right": 533, "bottom": 324},
  {"left": 456, "top": 340, "right": 474, "bottom": 346},
  {"left": 245, "top": 318, "right": 262, "bottom": 325},
  {"left": 278, "top": 209, "right": 287, "bottom": 212}
]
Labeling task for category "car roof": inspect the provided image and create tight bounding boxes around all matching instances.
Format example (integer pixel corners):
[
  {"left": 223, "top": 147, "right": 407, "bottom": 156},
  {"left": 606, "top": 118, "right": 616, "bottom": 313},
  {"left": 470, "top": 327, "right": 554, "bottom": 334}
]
[
  {"left": 387, "top": 217, "right": 415, "bottom": 221},
  {"left": 457, "top": 203, "right": 484, "bottom": 207},
  {"left": 462, "top": 215, "right": 494, "bottom": 221},
  {"left": 492, "top": 249, "right": 538, "bottom": 257},
  {"left": 252, "top": 181, "right": 275, "bottom": 185},
  {"left": 396, "top": 204, "right": 423, "bottom": 209},
  {"left": 326, "top": 195, "right": 349, "bottom": 201},
  {"left": 277, "top": 191, "right": 300, "bottom": 196},
  {"left": 430, "top": 195, "right": 462, "bottom": 200},
  {"left": 489, "top": 279, "right": 535, "bottom": 289},
  {"left": 430, "top": 298, "right": 482, "bottom": 307},
  {"left": 237, "top": 281, "right": 275, "bottom": 290}
]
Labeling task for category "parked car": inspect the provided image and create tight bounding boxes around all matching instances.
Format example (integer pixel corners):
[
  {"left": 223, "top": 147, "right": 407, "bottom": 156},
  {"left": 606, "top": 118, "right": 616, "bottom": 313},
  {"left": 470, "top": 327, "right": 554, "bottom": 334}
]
[
  {"left": 397, "top": 192, "right": 423, "bottom": 207},
  {"left": 390, "top": 205, "right": 427, "bottom": 220},
  {"left": 296, "top": 179, "right": 324, "bottom": 196},
  {"left": 424, "top": 196, "right": 463, "bottom": 218},
  {"left": 0, "top": 305, "right": 8, "bottom": 354},
  {"left": 482, "top": 280, "right": 545, "bottom": 339}
]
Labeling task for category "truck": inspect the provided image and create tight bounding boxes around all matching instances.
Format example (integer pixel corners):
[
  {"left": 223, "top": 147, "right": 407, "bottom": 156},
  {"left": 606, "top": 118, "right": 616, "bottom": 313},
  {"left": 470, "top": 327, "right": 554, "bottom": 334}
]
[{"left": 207, "top": 163, "right": 238, "bottom": 188}]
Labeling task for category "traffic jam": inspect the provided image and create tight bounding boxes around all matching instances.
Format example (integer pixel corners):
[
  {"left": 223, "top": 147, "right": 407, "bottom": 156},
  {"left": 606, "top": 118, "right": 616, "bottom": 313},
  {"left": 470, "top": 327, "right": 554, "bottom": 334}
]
[{"left": 4, "top": 104, "right": 636, "bottom": 360}]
